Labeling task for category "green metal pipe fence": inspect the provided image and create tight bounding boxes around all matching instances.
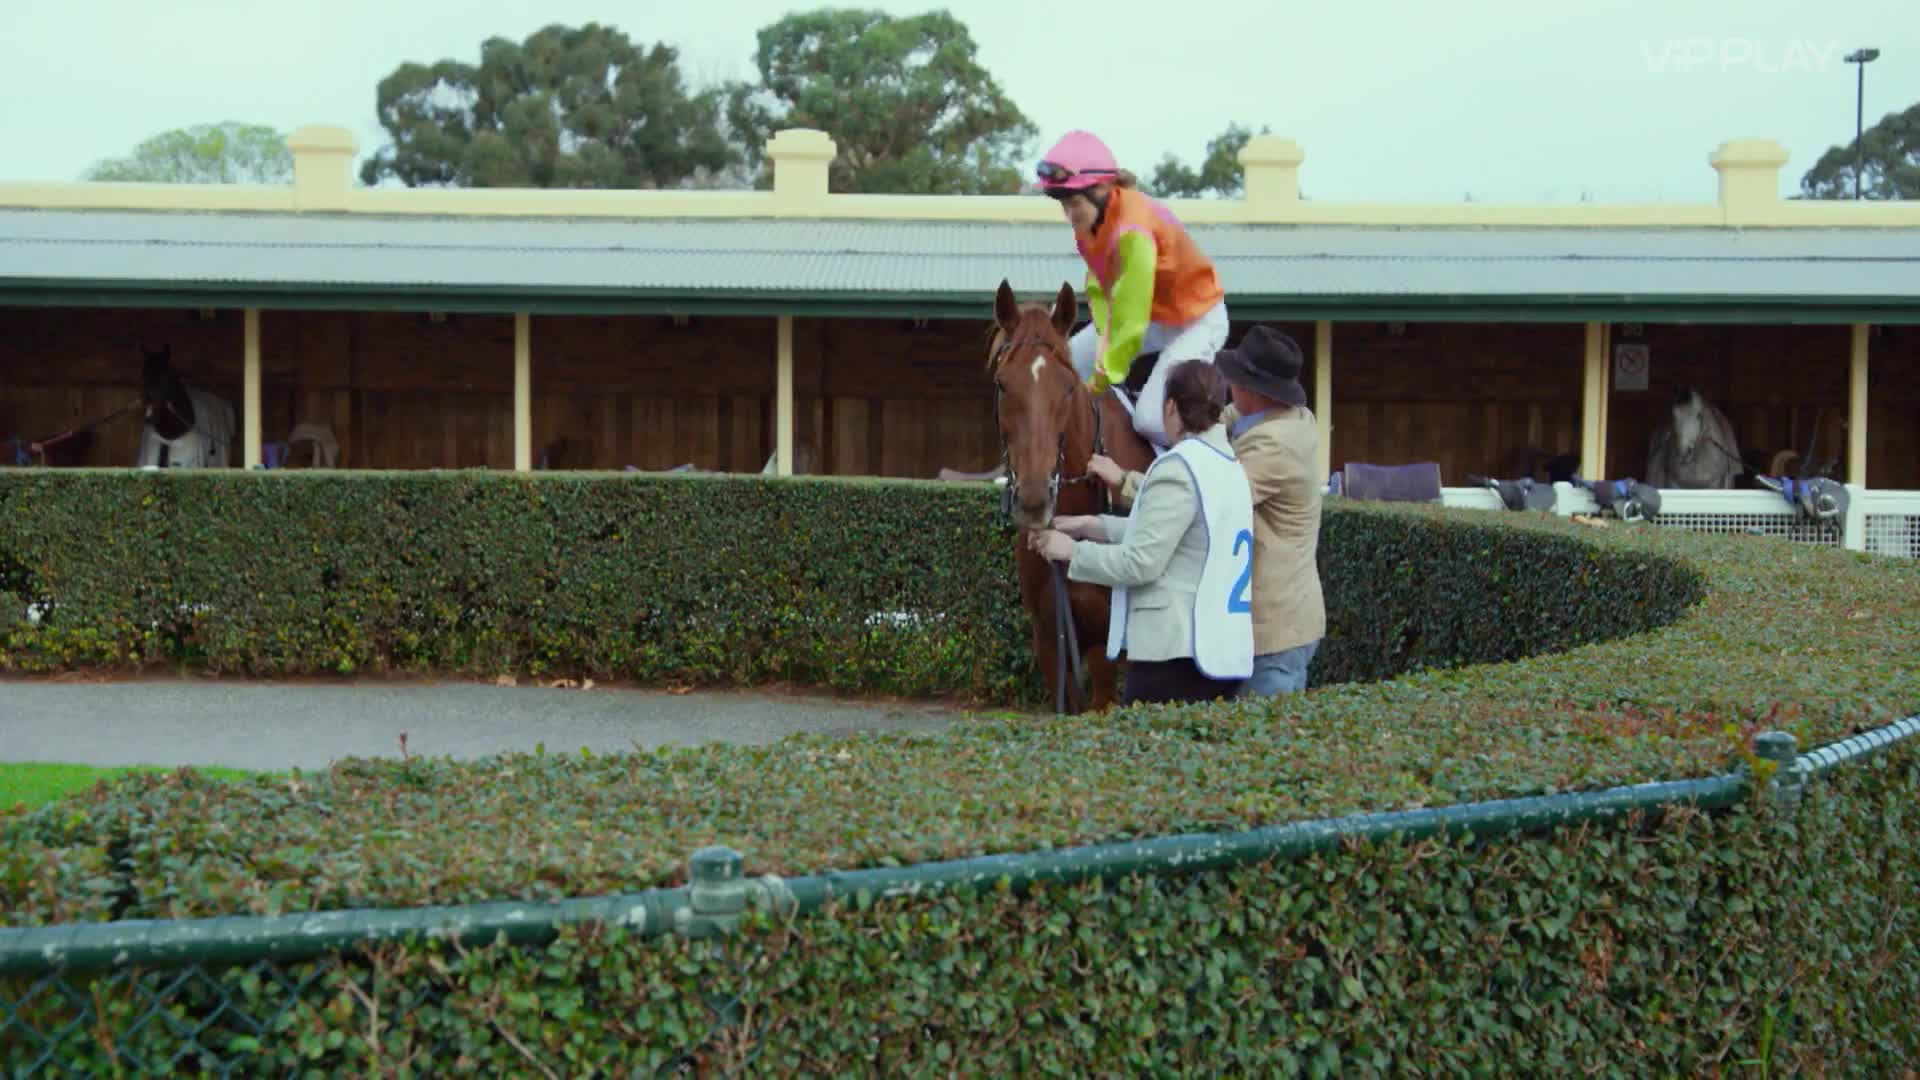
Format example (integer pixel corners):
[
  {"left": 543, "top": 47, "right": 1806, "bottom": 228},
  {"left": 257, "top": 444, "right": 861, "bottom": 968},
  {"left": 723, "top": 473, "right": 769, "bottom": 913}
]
[
  {"left": 1, "top": 765, "right": 1757, "bottom": 976},
  {"left": 2, "top": 714, "right": 1916, "bottom": 1068}
]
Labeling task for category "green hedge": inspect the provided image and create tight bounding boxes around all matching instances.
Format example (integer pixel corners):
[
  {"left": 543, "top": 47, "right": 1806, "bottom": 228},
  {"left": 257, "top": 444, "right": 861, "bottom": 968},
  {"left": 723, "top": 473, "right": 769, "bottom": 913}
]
[
  {"left": 2, "top": 472, "right": 1914, "bottom": 925},
  {"left": 1, "top": 470, "right": 1035, "bottom": 700},
  {"left": 5, "top": 470, "right": 1919, "bottom": 1071},
  {"left": 7, "top": 745, "right": 1915, "bottom": 1076},
  {"left": 2, "top": 470, "right": 1700, "bottom": 700}
]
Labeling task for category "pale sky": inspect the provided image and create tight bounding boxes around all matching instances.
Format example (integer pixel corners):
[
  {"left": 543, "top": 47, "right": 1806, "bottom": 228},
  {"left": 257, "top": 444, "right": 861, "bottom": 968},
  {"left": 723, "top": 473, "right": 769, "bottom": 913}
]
[{"left": 1, "top": 0, "right": 1913, "bottom": 203}]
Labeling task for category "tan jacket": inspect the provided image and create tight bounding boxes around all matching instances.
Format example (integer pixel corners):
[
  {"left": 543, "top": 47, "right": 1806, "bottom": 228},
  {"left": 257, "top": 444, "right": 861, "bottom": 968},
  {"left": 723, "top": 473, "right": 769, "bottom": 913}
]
[
  {"left": 1068, "top": 424, "right": 1239, "bottom": 663},
  {"left": 1117, "top": 405, "right": 1324, "bottom": 654}
]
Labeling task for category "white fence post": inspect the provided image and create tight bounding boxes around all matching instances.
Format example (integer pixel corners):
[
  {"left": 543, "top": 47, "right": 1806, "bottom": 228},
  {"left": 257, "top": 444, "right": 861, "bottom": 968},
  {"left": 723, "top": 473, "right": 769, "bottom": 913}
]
[{"left": 1843, "top": 484, "right": 1868, "bottom": 552}]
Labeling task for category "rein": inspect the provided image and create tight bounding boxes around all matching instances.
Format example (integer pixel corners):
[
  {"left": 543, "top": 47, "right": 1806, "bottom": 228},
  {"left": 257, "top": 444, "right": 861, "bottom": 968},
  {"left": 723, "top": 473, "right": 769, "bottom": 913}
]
[
  {"left": 990, "top": 331, "right": 1115, "bottom": 714},
  {"left": 17, "top": 398, "right": 142, "bottom": 465}
]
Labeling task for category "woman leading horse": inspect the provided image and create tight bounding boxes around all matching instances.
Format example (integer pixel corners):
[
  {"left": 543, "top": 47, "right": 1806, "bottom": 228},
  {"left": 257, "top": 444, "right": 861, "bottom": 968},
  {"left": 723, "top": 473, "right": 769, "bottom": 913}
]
[{"left": 1029, "top": 360, "right": 1256, "bottom": 706}]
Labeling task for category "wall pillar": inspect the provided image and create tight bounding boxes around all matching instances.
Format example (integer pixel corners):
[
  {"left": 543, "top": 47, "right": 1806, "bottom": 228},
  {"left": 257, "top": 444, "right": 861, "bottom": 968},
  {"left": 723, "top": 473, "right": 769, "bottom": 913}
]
[
  {"left": 1848, "top": 323, "right": 1870, "bottom": 488},
  {"left": 514, "top": 313, "right": 531, "bottom": 472},
  {"left": 767, "top": 129, "right": 836, "bottom": 213},
  {"left": 1313, "top": 320, "right": 1333, "bottom": 483},
  {"left": 1580, "top": 322, "right": 1609, "bottom": 479},
  {"left": 775, "top": 316, "right": 795, "bottom": 476},
  {"left": 1240, "top": 135, "right": 1305, "bottom": 217},
  {"left": 242, "top": 308, "right": 261, "bottom": 469},
  {"left": 285, "top": 125, "right": 357, "bottom": 212},
  {"left": 1709, "top": 138, "right": 1789, "bottom": 224}
]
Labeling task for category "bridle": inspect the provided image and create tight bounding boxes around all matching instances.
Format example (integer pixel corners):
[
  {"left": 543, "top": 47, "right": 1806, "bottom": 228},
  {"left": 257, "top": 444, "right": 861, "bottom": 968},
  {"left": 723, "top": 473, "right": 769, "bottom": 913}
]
[
  {"left": 145, "top": 387, "right": 193, "bottom": 439},
  {"left": 988, "top": 333, "right": 1111, "bottom": 521},
  {"left": 1667, "top": 396, "right": 1742, "bottom": 476},
  {"left": 988, "top": 327, "right": 1115, "bottom": 714}
]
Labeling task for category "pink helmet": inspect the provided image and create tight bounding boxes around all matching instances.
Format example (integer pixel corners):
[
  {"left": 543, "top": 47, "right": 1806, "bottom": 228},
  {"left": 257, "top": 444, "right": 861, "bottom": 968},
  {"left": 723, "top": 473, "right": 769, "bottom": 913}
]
[{"left": 1035, "top": 130, "right": 1119, "bottom": 192}]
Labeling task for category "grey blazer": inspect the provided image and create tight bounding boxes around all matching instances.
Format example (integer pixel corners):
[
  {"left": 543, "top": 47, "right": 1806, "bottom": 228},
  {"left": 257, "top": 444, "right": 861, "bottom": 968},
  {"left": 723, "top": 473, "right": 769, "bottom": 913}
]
[{"left": 1065, "top": 424, "right": 1233, "bottom": 663}]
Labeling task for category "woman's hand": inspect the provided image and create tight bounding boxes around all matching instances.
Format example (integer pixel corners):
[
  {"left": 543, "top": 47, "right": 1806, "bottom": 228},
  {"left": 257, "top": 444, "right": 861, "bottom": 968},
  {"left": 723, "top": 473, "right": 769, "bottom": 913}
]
[
  {"left": 1049, "top": 514, "right": 1104, "bottom": 541},
  {"left": 1026, "top": 528, "right": 1077, "bottom": 563},
  {"left": 1087, "top": 454, "right": 1125, "bottom": 489}
]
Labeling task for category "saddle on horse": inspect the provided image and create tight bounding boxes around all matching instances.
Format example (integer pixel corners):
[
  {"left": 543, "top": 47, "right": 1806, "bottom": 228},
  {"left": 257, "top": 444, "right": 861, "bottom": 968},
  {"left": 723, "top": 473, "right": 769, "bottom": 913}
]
[
  {"left": 1105, "top": 349, "right": 1234, "bottom": 460},
  {"left": 1119, "top": 349, "right": 1160, "bottom": 401},
  {"left": 1109, "top": 349, "right": 1233, "bottom": 409}
]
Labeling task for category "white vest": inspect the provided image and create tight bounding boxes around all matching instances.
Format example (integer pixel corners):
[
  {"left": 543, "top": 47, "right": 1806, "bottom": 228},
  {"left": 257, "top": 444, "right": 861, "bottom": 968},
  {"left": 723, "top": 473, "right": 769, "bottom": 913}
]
[{"left": 1107, "top": 434, "right": 1256, "bottom": 679}]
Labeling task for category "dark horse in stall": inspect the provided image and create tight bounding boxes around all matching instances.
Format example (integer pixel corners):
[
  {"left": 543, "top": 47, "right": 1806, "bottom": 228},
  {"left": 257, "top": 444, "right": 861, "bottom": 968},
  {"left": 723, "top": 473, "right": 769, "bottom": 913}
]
[
  {"left": 988, "top": 278, "right": 1156, "bottom": 713},
  {"left": 143, "top": 346, "right": 197, "bottom": 449},
  {"left": 137, "top": 345, "right": 234, "bottom": 468},
  {"left": 7, "top": 346, "right": 229, "bottom": 468}
]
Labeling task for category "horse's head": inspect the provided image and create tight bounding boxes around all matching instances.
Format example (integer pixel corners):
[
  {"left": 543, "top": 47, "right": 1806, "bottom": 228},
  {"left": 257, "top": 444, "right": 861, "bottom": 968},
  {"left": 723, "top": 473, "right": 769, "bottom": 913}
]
[
  {"left": 1670, "top": 385, "right": 1704, "bottom": 458},
  {"left": 989, "top": 278, "right": 1081, "bottom": 530},
  {"left": 141, "top": 345, "right": 194, "bottom": 441}
]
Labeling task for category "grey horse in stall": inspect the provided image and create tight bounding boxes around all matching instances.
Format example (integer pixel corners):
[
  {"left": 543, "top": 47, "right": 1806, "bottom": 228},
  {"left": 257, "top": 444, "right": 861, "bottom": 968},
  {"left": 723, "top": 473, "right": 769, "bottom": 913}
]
[{"left": 1645, "top": 386, "right": 1744, "bottom": 489}]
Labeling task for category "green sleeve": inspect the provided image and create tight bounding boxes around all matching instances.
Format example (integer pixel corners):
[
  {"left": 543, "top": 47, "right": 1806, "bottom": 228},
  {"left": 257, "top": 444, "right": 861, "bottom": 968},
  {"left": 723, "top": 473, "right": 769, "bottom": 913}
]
[
  {"left": 1085, "top": 269, "right": 1109, "bottom": 346},
  {"left": 1099, "top": 230, "right": 1156, "bottom": 388}
]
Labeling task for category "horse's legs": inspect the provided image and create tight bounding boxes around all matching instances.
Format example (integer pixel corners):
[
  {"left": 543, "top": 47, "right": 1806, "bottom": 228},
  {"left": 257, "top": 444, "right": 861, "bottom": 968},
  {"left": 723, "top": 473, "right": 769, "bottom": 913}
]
[
  {"left": 1086, "top": 649, "right": 1120, "bottom": 711},
  {"left": 1017, "top": 559, "right": 1064, "bottom": 710},
  {"left": 1064, "top": 582, "right": 1120, "bottom": 713}
]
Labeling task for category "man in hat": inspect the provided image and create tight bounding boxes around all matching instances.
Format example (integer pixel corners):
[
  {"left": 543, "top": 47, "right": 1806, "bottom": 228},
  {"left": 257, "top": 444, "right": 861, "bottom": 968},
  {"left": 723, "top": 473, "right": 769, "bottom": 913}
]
[{"left": 1090, "top": 325, "right": 1325, "bottom": 696}]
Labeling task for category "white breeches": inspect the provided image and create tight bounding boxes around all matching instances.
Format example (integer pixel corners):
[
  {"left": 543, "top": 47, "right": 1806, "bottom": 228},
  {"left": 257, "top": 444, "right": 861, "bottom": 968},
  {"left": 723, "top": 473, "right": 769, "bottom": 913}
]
[{"left": 1069, "top": 300, "right": 1230, "bottom": 447}]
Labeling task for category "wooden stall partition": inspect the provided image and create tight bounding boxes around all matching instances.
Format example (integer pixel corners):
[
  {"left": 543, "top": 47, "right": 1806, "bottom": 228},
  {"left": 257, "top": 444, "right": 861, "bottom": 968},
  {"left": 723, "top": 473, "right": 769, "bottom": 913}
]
[
  {"left": 1604, "top": 323, "right": 1854, "bottom": 483},
  {"left": 0, "top": 307, "right": 242, "bottom": 467},
  {"left": 255, "top": 310, "right": 514, "bottom": 470},
  {"left": 800, "top": 317, "right": 1327, "bottom": 480},
  {"left": 1328, "top": 321, "right": 1585, "bottom": 485},
  {"left": 528, "top": 315, "right": 776, "bottom": 472},
  {"left": 811, "top": 317, "right": 999, "bottom": 479},
  {"left": 1868, "top": 324, "right": 1919, "bottom": 490}
]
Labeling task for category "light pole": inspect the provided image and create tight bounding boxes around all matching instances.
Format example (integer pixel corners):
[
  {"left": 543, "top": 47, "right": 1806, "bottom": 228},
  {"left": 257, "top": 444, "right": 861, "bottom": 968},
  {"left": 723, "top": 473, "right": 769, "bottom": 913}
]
[{"left": 1844, "top": 48, "right": 1880, "bottom": 199}]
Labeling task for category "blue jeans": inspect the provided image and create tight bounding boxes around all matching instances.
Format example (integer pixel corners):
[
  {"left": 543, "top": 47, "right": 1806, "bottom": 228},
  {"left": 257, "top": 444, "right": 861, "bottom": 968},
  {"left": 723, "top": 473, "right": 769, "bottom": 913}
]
[{"left": 1240, "top": 639, "right": 1320, "bottom": 697}]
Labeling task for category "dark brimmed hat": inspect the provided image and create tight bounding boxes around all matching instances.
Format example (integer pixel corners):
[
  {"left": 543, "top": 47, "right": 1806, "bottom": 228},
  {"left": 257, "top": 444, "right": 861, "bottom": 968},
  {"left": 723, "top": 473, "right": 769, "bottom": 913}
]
[{"left": 1214, "top": 326, "right": 1307, "bottom": 407}]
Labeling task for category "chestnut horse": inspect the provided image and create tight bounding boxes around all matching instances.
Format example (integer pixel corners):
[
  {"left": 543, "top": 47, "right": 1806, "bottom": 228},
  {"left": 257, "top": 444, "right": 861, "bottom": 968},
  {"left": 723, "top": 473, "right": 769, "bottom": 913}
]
[{"left": 988, "top": 278, "right": 1155, "bottom": 712}]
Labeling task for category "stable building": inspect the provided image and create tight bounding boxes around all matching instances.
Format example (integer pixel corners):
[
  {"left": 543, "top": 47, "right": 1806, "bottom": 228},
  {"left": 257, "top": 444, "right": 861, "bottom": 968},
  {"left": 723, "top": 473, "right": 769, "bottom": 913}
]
[{"left": 2, "top": 125, "right": 1918, "bottom": 491}]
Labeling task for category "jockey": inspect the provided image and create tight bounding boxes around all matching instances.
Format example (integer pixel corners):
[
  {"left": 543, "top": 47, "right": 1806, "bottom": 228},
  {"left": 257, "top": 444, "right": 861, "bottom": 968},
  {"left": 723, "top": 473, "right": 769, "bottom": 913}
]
[{"left": 1034, "top": 129, "right": 1230, "bottom": 449}]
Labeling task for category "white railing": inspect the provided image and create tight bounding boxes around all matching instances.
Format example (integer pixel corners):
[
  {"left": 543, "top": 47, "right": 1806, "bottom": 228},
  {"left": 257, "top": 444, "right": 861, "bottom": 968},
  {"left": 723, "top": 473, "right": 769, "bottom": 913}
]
[{"left": 1431, "top": 483, "right": 1920, "bottom": 560}]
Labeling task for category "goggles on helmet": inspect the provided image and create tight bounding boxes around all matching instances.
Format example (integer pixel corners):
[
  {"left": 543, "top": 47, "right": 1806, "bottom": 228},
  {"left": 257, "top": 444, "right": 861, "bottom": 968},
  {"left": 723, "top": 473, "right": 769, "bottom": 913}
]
[
  {"left": 1035, "top": 160, "right": 1115, "bottom": 186},
  {"left": 1035, "top": 160, "right": 1074, "bottom": 183}
]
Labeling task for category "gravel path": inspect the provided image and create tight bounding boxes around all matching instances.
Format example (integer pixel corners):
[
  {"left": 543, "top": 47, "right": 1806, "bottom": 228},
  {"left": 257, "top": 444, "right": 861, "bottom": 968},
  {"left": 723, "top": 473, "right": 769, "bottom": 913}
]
[{"left": 0, "top": 677, "right": 975, "bottom": 771}]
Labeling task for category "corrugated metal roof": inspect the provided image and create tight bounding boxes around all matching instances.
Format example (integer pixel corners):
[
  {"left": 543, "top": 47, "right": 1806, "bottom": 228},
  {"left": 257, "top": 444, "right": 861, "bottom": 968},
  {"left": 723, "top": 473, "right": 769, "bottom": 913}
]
[{"left": 1, "top": 207, "right": 1917, "bottom": 318}]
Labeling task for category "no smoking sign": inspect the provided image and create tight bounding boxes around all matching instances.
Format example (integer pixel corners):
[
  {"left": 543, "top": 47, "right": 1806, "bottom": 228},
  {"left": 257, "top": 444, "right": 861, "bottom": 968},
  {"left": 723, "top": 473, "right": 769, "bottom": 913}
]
[{"left": 1614, "top": 343, "right": 1650, "bottom": 392}]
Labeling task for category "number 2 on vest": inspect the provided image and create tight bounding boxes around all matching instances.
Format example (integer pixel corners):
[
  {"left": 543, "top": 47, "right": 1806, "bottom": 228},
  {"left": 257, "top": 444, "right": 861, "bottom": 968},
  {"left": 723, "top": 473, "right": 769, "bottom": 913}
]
[{"left": 1227, "top": 528, "right": 1253, "bottom": 614}]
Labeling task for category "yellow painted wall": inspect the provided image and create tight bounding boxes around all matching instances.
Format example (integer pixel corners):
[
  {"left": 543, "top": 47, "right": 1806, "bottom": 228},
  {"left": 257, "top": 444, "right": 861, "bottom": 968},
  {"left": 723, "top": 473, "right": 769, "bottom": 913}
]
[{"left": 3, "top": 126, "right": 1916, "bottom": 231}]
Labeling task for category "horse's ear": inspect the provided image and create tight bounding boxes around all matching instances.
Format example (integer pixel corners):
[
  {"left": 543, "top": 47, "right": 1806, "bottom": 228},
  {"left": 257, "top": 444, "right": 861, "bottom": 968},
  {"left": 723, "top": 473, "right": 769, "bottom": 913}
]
[
  {"left": 1050, "top": 282, "right": 1076, "bottom": 338},
  {"left": 141, "top": 346, "right": 168, "bottom": 380},
  {"left": 993, "top": 279, "right": 1019, "bottom": 332}
]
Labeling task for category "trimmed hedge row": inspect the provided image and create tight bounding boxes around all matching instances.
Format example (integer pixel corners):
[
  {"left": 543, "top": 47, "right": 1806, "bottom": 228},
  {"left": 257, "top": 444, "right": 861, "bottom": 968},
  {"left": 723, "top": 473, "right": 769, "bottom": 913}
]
[
  {"left": 1, "top": 469, "right": 1699, "bottom": 698},
  {"left": 8, "top": 745, "right": 1915, "bottom": 1076},
  {"left": 0, "top": 470, "right": 1033, "bottom": 700},
  {"left": 4, "top": 471, "right": 1916, "bottom": 925},
  {"left": 5, "top": 470, "right": 1920, "bottom": 1072}
]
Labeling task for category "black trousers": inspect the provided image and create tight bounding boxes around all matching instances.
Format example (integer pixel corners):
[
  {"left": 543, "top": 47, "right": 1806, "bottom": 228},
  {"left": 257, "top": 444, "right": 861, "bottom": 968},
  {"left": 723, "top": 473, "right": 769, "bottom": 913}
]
[{"left": 1122, "top": 657, "right": 1243, "bottom": 706}]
